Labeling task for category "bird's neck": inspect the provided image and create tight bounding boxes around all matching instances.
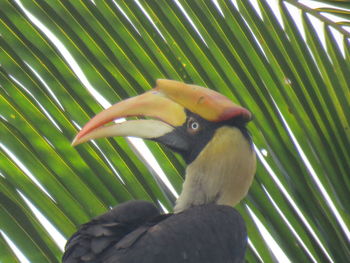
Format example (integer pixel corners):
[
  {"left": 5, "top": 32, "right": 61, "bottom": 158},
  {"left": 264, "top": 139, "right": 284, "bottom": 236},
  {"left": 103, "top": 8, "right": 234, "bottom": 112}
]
[{"left": 174, "top": 127, "right": 256, "bottom": 213}]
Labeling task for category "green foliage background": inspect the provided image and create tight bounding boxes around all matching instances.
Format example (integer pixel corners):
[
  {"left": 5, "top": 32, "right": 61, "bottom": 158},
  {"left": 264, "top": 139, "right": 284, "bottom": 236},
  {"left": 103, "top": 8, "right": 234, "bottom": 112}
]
[{"left": 0, "top": 0, "right": 349, "bottom": 262}]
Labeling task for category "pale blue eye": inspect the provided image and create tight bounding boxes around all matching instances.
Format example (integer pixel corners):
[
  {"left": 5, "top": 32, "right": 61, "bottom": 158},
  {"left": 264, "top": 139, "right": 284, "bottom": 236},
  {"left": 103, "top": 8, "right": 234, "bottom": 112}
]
[{"left": 191, "top": 122, "right": 199, "bottom": 130}]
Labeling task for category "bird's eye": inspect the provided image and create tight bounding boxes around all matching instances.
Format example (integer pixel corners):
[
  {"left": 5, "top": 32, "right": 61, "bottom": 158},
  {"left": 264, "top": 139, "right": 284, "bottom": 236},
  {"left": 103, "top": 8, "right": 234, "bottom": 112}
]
[
  {"left": 191, "top": 122, "right": 199, "bottom": 130},
  {"left": 187, "top": 117, "right": 200, "bottom": 134}
]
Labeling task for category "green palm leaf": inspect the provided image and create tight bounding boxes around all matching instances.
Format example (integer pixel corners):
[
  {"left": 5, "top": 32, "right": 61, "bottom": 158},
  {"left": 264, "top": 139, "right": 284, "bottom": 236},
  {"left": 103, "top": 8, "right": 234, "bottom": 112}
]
[{"left": 0, "top": 0, "right": 349, "bottom": 262}]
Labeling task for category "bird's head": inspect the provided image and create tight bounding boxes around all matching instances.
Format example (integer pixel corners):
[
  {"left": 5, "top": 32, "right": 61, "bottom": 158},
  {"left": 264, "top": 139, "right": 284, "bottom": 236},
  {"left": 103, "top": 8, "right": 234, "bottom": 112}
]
[{"left": 73, "top": 80, "right": 256, "bottom": 212}]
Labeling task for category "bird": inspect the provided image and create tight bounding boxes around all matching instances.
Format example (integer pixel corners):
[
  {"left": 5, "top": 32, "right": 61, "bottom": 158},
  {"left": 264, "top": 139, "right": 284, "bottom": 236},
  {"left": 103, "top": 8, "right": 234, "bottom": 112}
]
[{"left": 62, "top": 79, "right": 256, "bottom": 263}]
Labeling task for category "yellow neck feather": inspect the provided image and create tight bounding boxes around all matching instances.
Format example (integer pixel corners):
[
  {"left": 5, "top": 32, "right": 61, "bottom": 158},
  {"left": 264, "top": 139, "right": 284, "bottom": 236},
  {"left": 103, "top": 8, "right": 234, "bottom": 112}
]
[{"left": 174, "top": 126, "right": 256, "bottom": 213}]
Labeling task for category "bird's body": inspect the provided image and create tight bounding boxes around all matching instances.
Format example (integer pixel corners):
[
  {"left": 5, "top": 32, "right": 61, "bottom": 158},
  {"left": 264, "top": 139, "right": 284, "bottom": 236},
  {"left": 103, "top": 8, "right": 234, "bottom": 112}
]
[
  {"left": 63, "top": 201, "right": 246, "bottom": 263},
  {"left": 63, "top": 80, "right": 256, "bottom": 263}
]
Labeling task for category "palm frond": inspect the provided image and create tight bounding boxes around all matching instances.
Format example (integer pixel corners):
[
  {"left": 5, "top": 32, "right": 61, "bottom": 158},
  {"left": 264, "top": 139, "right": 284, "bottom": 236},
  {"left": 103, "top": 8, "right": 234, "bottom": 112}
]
[{"left": 0, "top": 0, "right": 349, "bottom": 262}]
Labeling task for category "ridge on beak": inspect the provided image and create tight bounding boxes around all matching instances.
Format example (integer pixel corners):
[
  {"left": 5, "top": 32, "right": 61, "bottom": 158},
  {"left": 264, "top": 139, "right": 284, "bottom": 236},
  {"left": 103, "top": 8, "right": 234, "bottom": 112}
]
[{"left": 72, "top": 79, "right": 251, "bottom": 146}]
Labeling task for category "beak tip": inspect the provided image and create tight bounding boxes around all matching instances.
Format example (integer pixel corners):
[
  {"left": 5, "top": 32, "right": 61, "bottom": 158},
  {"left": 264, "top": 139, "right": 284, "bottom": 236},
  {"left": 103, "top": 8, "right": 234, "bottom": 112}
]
[{"left": 71, "top": 136, "right": 80, "bottom": 147}]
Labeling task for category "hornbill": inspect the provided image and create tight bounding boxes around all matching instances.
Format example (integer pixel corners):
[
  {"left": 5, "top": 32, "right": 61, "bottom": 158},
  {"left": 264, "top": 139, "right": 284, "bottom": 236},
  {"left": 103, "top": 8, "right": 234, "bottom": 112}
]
[{"left": 63, "top": 79, "right": 256, "bottom": 263}]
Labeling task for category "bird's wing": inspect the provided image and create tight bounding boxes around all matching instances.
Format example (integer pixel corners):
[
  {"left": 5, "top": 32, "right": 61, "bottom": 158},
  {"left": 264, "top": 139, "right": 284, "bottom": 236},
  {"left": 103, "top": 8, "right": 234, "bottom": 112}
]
[
  {"left": 62, "top": 200, "right": 162, "bottom": 263},
  {"left": 102, "top": 204, "right": 247, "bottom": 263},
  {"left": 63, "top": 203, "right": 246, "bottom": 263}
]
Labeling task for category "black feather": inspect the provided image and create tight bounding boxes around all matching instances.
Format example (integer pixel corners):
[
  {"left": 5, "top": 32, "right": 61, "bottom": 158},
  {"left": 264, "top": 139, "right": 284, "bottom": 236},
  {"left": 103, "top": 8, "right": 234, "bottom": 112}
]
[{"left": 63, "top": 202, "right": 247, "bottom": 263}]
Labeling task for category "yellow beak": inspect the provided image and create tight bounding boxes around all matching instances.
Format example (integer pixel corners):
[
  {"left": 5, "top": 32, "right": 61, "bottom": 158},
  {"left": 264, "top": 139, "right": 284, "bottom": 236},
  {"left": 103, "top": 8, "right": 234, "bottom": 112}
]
[{"left": 72, "top": 79, "right": 251, "bottom": 146}]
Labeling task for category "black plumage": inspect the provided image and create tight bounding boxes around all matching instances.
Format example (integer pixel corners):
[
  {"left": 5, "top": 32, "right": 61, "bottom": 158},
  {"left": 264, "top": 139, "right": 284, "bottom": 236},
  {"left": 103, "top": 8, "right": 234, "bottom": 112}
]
[
  {"left": 65, "top": 80, "right": 256, "bottom": 263},
  {"left": 63, "top": 200, "right": 246, "bottom": 263}
]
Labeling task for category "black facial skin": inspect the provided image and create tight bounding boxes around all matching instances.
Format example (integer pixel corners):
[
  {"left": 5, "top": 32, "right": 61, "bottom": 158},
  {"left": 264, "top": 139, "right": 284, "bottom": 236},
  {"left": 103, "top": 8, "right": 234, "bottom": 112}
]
[{"left": 153, "top": 110, "right": 252, "bottom": 164}]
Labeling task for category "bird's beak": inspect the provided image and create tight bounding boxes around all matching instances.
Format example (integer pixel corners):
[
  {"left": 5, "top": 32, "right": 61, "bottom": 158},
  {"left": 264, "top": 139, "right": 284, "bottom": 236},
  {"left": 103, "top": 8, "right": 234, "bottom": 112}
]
[{"left": 72, "top": 79, "right": 251, "bottom": 146}]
